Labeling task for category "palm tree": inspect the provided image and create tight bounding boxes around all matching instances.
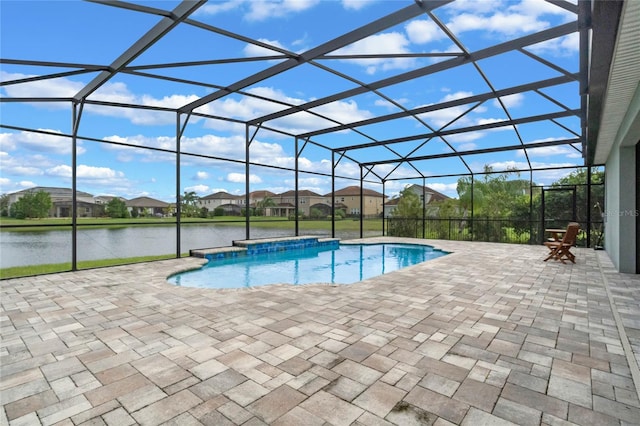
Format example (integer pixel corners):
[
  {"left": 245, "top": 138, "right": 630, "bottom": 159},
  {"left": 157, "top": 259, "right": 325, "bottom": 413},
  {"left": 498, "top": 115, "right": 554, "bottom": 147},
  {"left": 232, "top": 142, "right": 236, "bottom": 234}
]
[
  {"left": 256, "top": 196, "right": 276, "bottom": 216},
  {"left": 180, "top": 191, "right": 199, "bottom": 217}
]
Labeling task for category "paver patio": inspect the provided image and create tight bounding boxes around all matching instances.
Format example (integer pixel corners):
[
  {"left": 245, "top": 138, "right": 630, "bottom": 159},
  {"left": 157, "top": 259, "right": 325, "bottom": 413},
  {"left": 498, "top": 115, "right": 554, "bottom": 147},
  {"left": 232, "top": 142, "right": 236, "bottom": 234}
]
[{"left": 2, "top": 238, "right": 640, "bottom": 425}]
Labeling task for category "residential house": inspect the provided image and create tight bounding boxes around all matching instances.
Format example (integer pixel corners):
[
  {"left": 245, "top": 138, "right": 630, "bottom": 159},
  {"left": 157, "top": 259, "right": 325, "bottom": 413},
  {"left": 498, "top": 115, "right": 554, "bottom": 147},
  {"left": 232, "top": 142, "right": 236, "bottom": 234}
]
[
  {"left": 248, "top": 190, "right": 276, "bottom": 215},
  {"left": 272, "top": 190, "right": 327, "bottom": 217},
  {"left": 7, "top": 186, "right": 100, "bottom": 217},
  {"left": 197, "top": 191, "right": 244, "bottom": 215},
  {"left": 328, "top": 186, "right": 386, "bottom": 217},
  {"left": 248, "top": 190, "right": 276, "bottom": 205},
  {"left": 126, "top": 197, "right": 170, "bottom": 217},
  {"left": 384, "top": 184, "right": 451, "bottom": 217}
]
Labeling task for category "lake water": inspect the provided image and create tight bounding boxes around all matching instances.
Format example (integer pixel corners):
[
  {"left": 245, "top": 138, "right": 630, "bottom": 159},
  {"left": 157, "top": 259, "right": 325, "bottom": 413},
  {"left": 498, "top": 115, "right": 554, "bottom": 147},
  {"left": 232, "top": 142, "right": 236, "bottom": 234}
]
[{"left": 0, "top": 224, "right": 380, "bottom": 269}]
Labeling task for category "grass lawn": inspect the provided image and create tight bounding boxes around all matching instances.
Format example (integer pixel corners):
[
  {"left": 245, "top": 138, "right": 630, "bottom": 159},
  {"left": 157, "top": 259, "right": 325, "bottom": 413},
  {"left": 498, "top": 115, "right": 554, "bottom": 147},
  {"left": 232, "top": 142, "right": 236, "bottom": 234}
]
[{"left": 0, "top": 253, "right": 190, "bottom": 280}]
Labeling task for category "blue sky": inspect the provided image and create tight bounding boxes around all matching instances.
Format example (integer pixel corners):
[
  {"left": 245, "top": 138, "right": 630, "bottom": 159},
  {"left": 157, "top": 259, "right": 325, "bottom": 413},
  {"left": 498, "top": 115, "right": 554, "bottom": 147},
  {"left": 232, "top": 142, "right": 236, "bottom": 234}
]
[{"left": 1, "top": 0, "right": 584, "bottom": 202}]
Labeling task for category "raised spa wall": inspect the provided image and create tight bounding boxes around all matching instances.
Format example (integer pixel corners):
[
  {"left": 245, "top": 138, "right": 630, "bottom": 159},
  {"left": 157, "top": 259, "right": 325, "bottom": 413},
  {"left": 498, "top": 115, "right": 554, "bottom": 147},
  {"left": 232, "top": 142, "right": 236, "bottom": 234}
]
[{"left": 190, "top": 236, "right": 340, "bottom": 261}]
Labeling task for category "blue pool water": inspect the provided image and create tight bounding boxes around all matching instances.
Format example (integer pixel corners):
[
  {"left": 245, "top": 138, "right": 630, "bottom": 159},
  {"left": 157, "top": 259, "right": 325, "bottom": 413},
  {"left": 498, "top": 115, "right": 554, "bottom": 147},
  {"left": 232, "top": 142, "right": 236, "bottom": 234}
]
[{"left": 168, "top": 243, "right": 447, "bottom": 289}]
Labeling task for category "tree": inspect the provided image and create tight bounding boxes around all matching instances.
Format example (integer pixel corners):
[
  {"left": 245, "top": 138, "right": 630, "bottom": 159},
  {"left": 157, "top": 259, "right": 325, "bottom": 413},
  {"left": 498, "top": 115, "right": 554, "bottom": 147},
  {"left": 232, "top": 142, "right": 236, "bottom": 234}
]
[
  {"left": 9, "top": 190, "right": 52, "bottom": 219},
  {"left": 105, "top": 198, "right": 130, "bottom": 218},
  {"left": 255, "top": 196, "right": 276, "bottom": 216},
  {"left": 164, "top": 205, "right": 176, "bottom": 217},
  {"left": 392, "top": 186, "right": 422, "bottom": 218},
  {"left": 542, "top": 167, "right": 604, "bottom": 246},
  {"left": 457, "top": 165, "right": 528, "bottom": 218},
  {"left": 549, "top": 168, "right": 604, "bottom": 224},
  {"left": 456, "top": 166, "right": 531, "bottom": 242},
  {"left": 388, "top": 186, "right": 423, "bottom": 237},
  {"left": 180, "top": 191, "right": 199, "bottom": 217},
  {"left": 433, "top": 198, "right": 460, "bottom": 239},
  {"left": 0, "top": 193, "right": 9, "bottom": 217},
  {"left": 309, "top": 207, "right": 324, "bottom": 219}
]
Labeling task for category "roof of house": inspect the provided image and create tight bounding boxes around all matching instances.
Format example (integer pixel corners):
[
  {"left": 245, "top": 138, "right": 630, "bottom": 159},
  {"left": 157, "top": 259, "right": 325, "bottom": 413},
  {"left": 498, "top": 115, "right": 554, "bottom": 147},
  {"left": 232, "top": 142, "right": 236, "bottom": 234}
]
[
  {"left": 327, "top": 186, "right": 384, "bottom": 197},
  {"left": 12, "top": 186, "right": 94, "bottom": 198},
  {"left": 249, "top": 190, "right": 276, "bottom": 198},
  {"left": 407, "top": 184, "right": 451, "bottom": 202},
  {"left": 200, "top": 191, "right": 241, "bottom": 200},
  {"left": 126, "top": 197, "right": 169, "bottom": 208},
  {"left": 278, "top": 190, "right": 322, "bottom": 197},
  {"left": 218, "top": 203, "right": 242, "bottom": 210},
  {"left": 95, "top": 195, "right": 127, "bottom": 204}
]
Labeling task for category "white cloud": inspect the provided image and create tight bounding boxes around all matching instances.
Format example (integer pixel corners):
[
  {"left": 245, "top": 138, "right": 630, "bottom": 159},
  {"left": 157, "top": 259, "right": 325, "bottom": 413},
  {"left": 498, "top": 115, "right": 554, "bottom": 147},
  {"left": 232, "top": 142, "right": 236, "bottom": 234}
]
[
  {"left": 227, "top": 172, "right": 262, "bottom": 183},
  {"left": 194, "top": 171, "right": 210, "bottom": 180},
  {"left": 0, "top": 71, "right": 83, "bottom": 100},
  {"left": 1, "top": 72, "right": 200, "bottom": 126},
  {"left": 457, "top": 142, "right": 478, "bottom": 151},
  {"left": 494, "top": 93, "right": 524, "bottom": 109},
  {"left": 528, "top": 33, "right": 579, "bottom": 56},
  {"left": 476, "top": 117, "right": 509, "bottom": 126},
  {"left": 0, "top": 152, "right": 52, "bottom": 177},
  {"left": 448, "top": 12, "right": 550, "bottom": 36},
  {"left": 185, "top": 184, "right": 210, "bottom": 195},
  {"left": 197, "top": 0, "right": 321, "bottom": 21},
  {"left": 46, "top": 164, "right": 125, "bottom": 180},
  {"left": 243, "top": 39, "right": 288, "bottom": 57},
  {"left": 419, "top": 105, "right": 470, "bottom": 128},
  {"left": 518, "top": 144, "right": 582, "bottom": 158},
  {"left": 100, "top": 132, "right": 332, "bottom": 179},
  {"left": 510, "top": 0, "right": 575, "bottom": 22},
  {"left": 0, "top": 178, "right": 12, "bottom": 194},
  {"left": 442, "top": 91, "right": 474, "bottom": 102},
  {"left": 332, "top": 32, "right": 415, "bottom": 74},
  {"left": 341, "top": 0, "right": 375, "bottom": 11},
  {"left": 245, "top": 0, "right": 320, "bottom": 21},
  {"left": 198, "top": 0, "right": 244, "bottom": 16},
  {"left": 0, "top": 129, "right": 85, "bottom": 155},
  {"left": 18, "top": 180, "right": 37, "bottom": 188},
  {"left": 416, "top": 91, "right": 486, "bottom": 130},
  {"left": 0, "top": 178, "right": 37, "bottom": 194},
  {"left": 207, "top": 187, "right": 231, "bottom": 194},
  {"left": 480, "top": 159, "right": 577, "bottom": 174},
  {"left": 405, "top": 19, "right": 446, "bottom": 44},
  {"left": 374, "top": 98, "right": 408, "bottom": 109},
  {"left": 4, "top": 69, "right": 372, "bottom": 136},
  {"left": 446, "top": 132, "right": 485, "bottom": 143},
  {"left": 427, "top": 182, "right": 459, "bottom": 194},
  {"left": 444, "top": 0, "right": 504, "bottom": 14},
  {"left": 201, "top": 86, "right": 373, "bottom": 135},
  {"left": 442, "top": 0, "right": 576, "bottom": 40}
]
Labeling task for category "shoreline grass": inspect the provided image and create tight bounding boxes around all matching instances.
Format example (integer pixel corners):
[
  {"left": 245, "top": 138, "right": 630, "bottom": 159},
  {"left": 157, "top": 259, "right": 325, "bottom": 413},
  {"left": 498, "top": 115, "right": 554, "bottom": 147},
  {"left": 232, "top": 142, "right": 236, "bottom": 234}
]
[
  {"left": 0, "top": 216, "right": 384, "bottom": 232},
  {"left": 0, "top": 253, "right": 190, "bottom": 280}
]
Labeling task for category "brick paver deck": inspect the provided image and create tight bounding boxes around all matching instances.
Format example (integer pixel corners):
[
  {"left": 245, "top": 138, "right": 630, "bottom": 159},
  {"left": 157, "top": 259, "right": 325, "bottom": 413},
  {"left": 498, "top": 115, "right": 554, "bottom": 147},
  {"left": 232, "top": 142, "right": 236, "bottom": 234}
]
[{"left": 2, "top": 238, "right": 639, "bottom": 425}]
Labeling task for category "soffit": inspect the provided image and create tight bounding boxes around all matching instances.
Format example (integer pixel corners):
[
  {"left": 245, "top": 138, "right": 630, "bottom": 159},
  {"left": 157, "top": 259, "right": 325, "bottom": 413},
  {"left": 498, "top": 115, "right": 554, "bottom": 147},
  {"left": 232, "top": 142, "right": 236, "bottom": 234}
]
[{"left": 593, "top": 0, "right": 640, "bottom": 164}]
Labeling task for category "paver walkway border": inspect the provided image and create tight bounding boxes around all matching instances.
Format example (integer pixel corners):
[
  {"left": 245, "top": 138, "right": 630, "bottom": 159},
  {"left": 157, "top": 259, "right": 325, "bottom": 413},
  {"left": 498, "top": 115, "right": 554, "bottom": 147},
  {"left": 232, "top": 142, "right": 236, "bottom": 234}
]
[{"left": 2, "top": 238, "right": 639, "bottom": 425}]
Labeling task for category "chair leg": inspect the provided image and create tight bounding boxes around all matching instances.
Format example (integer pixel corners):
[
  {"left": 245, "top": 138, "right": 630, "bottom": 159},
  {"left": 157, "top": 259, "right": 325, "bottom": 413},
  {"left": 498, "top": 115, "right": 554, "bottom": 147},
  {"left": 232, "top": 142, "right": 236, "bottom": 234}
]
[{"left": 544, "top": 246, "right": 560, "bottom": 262}]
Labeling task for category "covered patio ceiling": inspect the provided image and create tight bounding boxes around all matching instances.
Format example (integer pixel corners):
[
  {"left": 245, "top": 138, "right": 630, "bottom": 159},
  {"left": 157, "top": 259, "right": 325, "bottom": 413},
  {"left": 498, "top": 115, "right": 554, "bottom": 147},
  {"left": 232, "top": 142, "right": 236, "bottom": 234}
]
[{"left": 0, "top": 0, "right": 616, "bottom": 198}]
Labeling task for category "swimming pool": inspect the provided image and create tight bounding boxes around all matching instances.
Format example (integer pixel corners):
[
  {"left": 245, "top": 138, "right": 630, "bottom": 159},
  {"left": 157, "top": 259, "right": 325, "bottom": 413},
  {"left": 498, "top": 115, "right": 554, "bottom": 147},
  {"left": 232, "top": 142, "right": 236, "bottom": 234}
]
[{"left": 169, "top": 242, "right": 448, "bottom": 289}]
